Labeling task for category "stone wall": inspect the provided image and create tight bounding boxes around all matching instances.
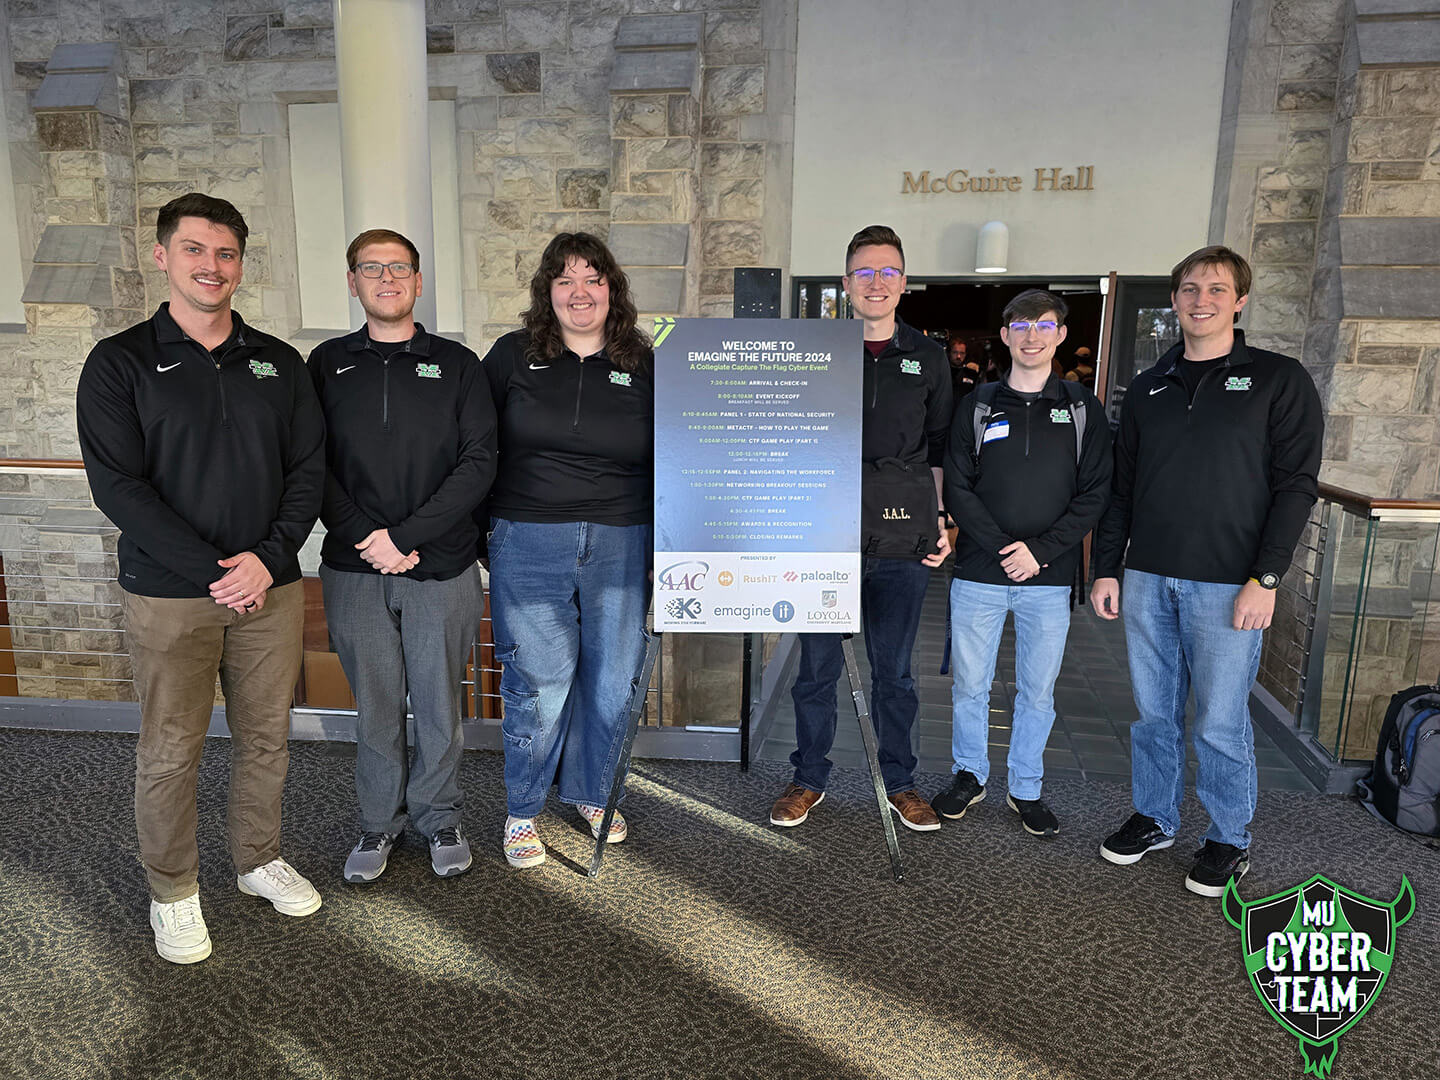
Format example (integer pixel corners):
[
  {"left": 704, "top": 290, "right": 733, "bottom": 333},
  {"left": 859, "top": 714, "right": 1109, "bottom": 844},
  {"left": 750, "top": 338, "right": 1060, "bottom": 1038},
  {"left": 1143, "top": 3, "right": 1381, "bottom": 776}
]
[
  {"left": 1218, "top": 0, "right": 1440, "bottom": 755},
  {"left": 0, "top": 0, "right": 787, "bottom": 713}
]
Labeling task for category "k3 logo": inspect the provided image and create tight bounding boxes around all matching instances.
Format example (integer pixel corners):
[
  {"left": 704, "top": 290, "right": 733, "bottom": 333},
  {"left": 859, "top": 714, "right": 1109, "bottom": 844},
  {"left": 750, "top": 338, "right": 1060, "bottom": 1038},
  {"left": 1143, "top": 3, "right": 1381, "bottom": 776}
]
[{"left": 665, "top": 597, "right": 702, "bottom": 621}]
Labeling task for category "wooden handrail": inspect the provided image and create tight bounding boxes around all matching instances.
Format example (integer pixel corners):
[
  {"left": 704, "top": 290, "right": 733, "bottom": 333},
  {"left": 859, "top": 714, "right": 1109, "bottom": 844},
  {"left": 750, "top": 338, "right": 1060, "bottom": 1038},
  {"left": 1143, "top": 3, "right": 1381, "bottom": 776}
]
[
  {"left": 0, "top": 458, "right": 85, "bottom": 469},
  {"left": 1319, "top": 481, "right": 1440, "bottom": 516}
]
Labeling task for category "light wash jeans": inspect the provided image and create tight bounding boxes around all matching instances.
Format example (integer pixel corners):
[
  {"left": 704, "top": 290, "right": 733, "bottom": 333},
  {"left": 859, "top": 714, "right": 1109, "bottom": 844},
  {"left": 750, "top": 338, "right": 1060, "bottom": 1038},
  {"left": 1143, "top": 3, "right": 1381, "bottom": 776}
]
[
  {"left": 948, "top": 578, "right": 1072, "bottom": 800},
  {"left": 487, "top": 518, "right": 651, "bottom": 818},
  {"left": 1122, "top": 568, "right": 1263, "bottom": 849}
]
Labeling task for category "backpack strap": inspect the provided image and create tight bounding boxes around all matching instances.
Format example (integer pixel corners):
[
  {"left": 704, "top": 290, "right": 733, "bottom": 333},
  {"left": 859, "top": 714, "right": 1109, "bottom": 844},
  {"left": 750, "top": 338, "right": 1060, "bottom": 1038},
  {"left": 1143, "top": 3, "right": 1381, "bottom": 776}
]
[
  {"left": 1058, "top": 378, "right": 1087, "bottom": 461},
  {"left": 970, "top": 381, "right": 1002, "bottom": 462}
]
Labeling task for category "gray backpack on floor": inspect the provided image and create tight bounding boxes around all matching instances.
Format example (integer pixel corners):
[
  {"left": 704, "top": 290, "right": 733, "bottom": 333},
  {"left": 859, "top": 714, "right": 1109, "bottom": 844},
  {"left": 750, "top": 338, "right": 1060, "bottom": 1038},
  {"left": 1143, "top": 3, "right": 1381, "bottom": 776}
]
[{"left": 1357, "top": 684, "right": 1440, "bottom": 837}]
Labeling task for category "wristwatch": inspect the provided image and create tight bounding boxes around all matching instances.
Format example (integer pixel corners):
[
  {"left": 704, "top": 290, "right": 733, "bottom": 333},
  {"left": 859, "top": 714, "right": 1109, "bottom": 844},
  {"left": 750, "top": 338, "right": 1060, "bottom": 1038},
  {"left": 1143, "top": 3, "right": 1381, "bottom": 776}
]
[{"left": 1253, "top": 572, "right": 1280, "bottom": 590}]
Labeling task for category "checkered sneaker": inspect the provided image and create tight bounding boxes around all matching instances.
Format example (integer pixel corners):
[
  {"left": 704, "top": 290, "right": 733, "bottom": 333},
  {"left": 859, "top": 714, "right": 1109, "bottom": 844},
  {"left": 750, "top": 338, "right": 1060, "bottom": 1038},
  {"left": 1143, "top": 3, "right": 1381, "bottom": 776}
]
[
  {"left": 503, "top": 817, "right": 546, "bottom": 869},
  {"left": 577, "top": 804, "right": 628, "bottom": 843}
]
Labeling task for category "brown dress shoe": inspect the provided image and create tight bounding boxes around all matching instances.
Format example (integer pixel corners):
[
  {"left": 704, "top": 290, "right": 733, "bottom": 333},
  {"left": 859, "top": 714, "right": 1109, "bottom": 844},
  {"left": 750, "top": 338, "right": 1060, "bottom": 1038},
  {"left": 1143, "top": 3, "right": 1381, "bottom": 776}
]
[
  {"left": 769, "top": 783, "right": 824, "bottom": 826},
  {"left": 888, "top": 789, "right": 942, "bottom": 832}
]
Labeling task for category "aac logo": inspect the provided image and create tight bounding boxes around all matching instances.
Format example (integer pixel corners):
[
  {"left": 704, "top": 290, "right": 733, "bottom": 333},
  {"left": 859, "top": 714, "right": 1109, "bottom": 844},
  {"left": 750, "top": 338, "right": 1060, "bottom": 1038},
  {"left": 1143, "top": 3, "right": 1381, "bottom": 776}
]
[
  {"left": 658, "top": 560, "right": 709, "bottom": 592},
  {"left": 716, "top": 571, "right": 734, "bottom": 587}
]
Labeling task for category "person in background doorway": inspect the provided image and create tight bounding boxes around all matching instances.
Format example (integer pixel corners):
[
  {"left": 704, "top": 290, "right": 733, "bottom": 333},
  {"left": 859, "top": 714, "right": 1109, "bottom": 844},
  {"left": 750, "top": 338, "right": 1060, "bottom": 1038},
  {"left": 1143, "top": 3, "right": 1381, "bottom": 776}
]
[{"left": 948, "top": 335, "right": 982, "bottom": 401}]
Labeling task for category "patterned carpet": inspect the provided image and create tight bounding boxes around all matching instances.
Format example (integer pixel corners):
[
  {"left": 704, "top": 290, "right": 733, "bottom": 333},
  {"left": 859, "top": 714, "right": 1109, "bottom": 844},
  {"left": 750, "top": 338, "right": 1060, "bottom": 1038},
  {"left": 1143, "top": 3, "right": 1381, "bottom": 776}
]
[{"left": 0, "top": 728, "right": 1435, "bottom": 1080}]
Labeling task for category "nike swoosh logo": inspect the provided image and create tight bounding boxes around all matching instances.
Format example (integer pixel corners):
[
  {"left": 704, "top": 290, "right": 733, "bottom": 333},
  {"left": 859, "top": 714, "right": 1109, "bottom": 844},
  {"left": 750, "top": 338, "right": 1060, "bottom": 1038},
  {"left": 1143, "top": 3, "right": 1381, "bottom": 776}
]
[
  {"left": 336, "top": 365, "right": 356, "bottom": 374},
  {"left": 1149, "top": 385, "right": 1167, "bottom": 395},
  {"left": 156, "top": 362, "right": 182, "bottom": 373},
  {"left": 529, "top": 363, "right": 551, "bottom": 370}
]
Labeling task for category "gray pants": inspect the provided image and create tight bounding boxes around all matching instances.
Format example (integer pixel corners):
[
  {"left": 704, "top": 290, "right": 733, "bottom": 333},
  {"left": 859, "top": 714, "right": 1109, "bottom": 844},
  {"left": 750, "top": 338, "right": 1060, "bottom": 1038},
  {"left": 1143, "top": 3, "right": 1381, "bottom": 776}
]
[{"left": 319, "top": 563, "right": 483, "bottom": 837}]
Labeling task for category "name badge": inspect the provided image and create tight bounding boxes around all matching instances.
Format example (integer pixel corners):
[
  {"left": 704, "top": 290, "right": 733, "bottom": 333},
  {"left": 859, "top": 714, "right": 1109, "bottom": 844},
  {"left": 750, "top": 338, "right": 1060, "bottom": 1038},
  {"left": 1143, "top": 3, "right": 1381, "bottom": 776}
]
[{"left": 982, "top": 421, "right": 1009, "bottom": 443}]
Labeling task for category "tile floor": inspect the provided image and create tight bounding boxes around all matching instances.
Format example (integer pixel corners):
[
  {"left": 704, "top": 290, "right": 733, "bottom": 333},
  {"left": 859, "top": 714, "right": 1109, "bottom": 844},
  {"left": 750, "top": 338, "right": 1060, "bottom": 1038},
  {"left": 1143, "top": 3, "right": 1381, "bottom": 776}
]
[{"left": 754, "top": 567, "right": 1314, "bottom": 794}]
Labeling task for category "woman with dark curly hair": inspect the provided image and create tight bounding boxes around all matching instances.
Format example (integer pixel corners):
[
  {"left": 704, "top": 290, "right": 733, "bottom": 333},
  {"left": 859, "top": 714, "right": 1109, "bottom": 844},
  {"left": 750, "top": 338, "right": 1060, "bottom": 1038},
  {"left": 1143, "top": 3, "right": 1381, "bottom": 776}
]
[{"left": 480, "top": 232, "right": 654, "bottom": 868}]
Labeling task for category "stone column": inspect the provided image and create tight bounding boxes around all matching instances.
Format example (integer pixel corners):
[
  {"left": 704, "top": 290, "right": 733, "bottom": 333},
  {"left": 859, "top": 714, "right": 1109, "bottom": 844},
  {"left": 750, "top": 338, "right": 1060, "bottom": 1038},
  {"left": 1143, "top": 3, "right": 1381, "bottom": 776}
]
[{"left": 332, "top": 0, "right": 436, "bottom": 329}]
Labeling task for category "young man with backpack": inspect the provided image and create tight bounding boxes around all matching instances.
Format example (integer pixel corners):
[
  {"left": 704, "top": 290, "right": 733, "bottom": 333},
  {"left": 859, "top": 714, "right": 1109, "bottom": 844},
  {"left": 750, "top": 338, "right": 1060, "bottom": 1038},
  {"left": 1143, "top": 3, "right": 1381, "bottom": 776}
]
[{"left": 933, "top": 290, "right": 1111, "bottom": 835}]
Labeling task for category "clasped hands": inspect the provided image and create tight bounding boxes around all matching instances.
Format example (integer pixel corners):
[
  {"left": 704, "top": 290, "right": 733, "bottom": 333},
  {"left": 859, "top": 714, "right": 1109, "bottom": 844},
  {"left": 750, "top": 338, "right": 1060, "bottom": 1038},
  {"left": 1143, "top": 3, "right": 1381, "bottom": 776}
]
[
  {"left": 357, "top": 528, "right": 419, "bottom": 575},
  {"left": 999, "top": 540, "right": 1044, "bottom": 582}
]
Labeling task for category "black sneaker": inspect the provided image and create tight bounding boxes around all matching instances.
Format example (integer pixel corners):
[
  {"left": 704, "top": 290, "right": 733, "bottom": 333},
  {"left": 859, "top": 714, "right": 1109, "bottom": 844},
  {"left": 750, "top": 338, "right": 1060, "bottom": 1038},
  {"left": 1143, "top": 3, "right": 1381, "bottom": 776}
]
[
  {"left": 1185, "top": 841, "right": 1250, "bottom": 898},
  {"left": 1099, "top": 812, "right": 1174, "bottom": 865},
  {"left": 931, "top": 770, "right": 986, "bottom": 819},
  {"left": 1006, "top": 794, "right": 1059, "bottom": 836}
]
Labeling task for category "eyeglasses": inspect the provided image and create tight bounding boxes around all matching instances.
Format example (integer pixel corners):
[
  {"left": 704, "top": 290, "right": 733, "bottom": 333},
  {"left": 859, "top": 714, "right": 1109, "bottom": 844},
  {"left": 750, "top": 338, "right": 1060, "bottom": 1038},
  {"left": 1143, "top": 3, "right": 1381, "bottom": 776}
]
[
  {"left": 1007, "top": 319, "right": 1059, "bottom": 334},
  {"left": 846, "top": 267, "right": 903, "bottom": 286},
  {"left": 352, "top": 261, "right": 416, "bottom": 279}
]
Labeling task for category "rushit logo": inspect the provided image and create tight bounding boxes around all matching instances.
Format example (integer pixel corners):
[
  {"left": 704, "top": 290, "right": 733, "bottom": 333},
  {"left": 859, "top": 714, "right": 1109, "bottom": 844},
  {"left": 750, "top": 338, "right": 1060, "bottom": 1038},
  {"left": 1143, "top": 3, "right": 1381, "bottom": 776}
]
[
  {"left": 664, "top": 597, "right": 702, "bottom": 621},
  {"left": 1224, "top": 875, "right": 1415, "bottom": 1077},
  {"left": 716, "top": 571, "right": 734, "bottom": 586},
  {"left": 658, "top": 560, "right": 708, "bottom": 592}
]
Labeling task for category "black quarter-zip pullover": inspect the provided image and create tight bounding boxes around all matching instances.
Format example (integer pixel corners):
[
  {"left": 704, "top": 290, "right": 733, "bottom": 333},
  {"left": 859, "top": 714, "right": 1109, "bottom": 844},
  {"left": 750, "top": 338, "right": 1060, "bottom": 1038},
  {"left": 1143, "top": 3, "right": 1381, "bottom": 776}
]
[
  {"left": 1092, "top": 330, "right": 1323, "bottom": 585},
  {"left": 861, "top": 319, "right": 952, "bottom": 469},
  {"left": 481, "top": 329, "right": 654, "bottom": 525},
  {"left": 944, "top": 376, "right": 1112, "bottom": 587},
  {"left": 308, "top": 325, "right": 497, "bottom": 580},
  {"left": 76, "top": 303, "right": 325, "bottom": 598}
]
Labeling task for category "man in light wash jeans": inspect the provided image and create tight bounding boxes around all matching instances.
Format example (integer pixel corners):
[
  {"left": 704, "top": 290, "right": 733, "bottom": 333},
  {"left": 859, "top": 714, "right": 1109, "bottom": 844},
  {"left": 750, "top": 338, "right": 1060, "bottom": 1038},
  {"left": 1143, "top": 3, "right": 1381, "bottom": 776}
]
[
  {"left": 933, "top": 290, "right": 1110, "bottom": 836},
  {"left": 1090, "top": 246, "right": 1322, "bottom": 897}
]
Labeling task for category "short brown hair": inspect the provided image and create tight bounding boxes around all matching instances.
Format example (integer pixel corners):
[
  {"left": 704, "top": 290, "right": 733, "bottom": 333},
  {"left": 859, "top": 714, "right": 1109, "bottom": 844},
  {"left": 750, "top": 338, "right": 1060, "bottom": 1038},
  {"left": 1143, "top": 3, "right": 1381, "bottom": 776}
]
[
  {"left": 845, "top": 225, "right": 905, "bottom": 270},
  {"left": 347, "top": 228, "right": 421, "bottom": 273},
  {"left": 1170, "top": 245, "right": 1252, "bottom": 319},
  {"left": 156, "top": 193, "right": 249, "bottom": 255},
  {"left": 1003, "top": 288, "right": 1068, "bottom": 327}
]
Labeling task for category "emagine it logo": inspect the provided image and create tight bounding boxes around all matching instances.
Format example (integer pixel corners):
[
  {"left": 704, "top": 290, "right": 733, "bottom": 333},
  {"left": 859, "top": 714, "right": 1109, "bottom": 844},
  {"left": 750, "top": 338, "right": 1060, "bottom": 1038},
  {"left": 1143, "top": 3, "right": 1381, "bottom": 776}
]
[{"left": 1224, "top": 875, "right": 1414, "bottom": 1078}]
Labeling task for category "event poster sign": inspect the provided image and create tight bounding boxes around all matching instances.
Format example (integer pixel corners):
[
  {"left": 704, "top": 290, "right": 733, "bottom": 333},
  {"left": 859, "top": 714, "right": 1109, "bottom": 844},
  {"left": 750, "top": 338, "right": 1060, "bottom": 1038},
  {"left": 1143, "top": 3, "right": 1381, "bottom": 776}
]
[{"left": 654, "top": 318, "right": 861, "bottom": 633}]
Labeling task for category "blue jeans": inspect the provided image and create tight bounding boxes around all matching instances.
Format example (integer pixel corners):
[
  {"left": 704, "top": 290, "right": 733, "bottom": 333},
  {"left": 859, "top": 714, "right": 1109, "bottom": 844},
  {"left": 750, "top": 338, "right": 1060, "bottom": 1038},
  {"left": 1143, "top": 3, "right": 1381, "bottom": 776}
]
[
  {"left": 1123, "top": 569, "right": 1262, "bottom": 849},
  {"left": 948, "top": 578, "right": 1071, "bottom": 800},
  {"left": 790, "top": 557, "right": 932, "bottom": 795},
  {"left": 488, "top": 518, "right": 652, "bottom": 818}
]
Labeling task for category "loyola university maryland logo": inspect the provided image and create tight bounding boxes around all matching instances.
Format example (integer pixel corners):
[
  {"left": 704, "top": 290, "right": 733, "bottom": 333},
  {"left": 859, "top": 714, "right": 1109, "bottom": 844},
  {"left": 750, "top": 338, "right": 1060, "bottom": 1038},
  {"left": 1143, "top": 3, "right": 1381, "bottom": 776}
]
[{"left": 1224, "top": 875, "right": 1414, "bottom": 1077}]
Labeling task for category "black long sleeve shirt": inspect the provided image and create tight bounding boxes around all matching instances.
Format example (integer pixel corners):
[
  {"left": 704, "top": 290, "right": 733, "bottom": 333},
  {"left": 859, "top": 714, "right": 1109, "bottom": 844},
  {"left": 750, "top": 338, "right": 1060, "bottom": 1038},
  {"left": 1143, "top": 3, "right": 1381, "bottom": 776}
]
[
  {"left": 481, "top": 329, "right": 654, "bottom": 526},
  {"left": 76, "top": 304, "right": 325, "bottom": 598},
  {"left": 1092, "top": 330, "right": 1323, "bottom": 585},
  {"left": 308, "top": 326, "right": 497, "bottom": 580},
  {"left": 944, "top": 376, "right": 1112, "bottom": 587},
  {"left": 862, "top": 319, "right": 952, "bottom": 469}
]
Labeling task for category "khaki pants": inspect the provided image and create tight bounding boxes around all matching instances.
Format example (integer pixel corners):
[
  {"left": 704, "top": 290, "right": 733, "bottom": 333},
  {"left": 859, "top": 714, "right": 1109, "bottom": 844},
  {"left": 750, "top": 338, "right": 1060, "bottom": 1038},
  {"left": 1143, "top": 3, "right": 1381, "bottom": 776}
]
[{"left": 124, "top": 581, "right": 304, "bottom": 902}]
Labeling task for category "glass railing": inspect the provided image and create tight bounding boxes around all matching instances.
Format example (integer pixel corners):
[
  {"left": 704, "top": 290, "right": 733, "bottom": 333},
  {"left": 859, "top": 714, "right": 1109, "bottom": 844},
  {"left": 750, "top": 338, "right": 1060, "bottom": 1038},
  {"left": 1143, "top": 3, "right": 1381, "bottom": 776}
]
[{"left": 1257, "top": 483, "right": 1440, "bottom": 764}]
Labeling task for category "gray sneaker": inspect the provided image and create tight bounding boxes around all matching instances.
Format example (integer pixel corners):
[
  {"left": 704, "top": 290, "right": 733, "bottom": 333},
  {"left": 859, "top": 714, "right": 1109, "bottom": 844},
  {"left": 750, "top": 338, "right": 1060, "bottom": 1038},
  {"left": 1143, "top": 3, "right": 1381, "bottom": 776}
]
[
  {"left": 344, "top": 831, "right": 397, "bottom": 883},
  {"left": 429, "top": 825, "right": 472, "bottom": 877}
]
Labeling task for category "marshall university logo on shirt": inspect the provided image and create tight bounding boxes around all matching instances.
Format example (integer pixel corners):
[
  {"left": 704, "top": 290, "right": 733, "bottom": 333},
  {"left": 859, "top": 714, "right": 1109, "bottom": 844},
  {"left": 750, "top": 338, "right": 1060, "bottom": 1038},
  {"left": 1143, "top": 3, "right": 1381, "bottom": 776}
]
[
  {"left": 900, "top": 359, "right": 922, "bottom": 375},
  {"left": 249, "top": 360, "right": 278, "bottom": 379},
  {"left": 609, "top": 371, "right": 633, "bottom": 387},
  {"left": 1226, "top": 376, "right": 1252, "bottom": 391},
  {"left": 1050, "top": 408, "right": 1072, "bottom": 423},
  {"left": 416, "top": 363, "right": 441, "bottom": 379}
]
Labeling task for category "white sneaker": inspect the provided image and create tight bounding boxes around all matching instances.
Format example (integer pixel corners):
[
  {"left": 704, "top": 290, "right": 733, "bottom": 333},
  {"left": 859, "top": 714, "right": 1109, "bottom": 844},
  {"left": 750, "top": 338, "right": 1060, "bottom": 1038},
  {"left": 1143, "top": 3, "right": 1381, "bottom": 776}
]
[
  {"left": 237, "top": 857, "right": 323, "bottom": 916},
  {"left": 150, "top": 893, "right": 212, "bottom": 964}
]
